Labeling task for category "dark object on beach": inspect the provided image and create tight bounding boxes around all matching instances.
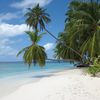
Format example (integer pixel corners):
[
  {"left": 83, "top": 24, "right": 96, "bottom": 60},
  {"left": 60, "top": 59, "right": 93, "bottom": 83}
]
[{"left": 76, "top": 64, "right": 89, "bottom": 67}]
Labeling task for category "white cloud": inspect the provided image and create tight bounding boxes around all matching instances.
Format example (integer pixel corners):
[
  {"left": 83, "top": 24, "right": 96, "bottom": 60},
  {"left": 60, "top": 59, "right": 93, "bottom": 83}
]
[
  {"left": 44, "top": 43, "right": 54, "bottom": 51},
  {"left": 11, "top": 0, "right": 53, "bottom": 9},
  {"left": 0, "top": 39, "right": 17, "bottom": 56},
  {"left": 0, "top": 13, "right": 18, "bottom": 22},
  {"left": 0, "top": 23, "right": 29, "bottom": 38},
  {"left": 0, "top": 23, "right": 29, "bottom": 56},
  {"left": 0, "top": 38, "right": 14, "bottom": 45},
  {"left": 0, "top": 45, "right": 17, "bottom": 56}
]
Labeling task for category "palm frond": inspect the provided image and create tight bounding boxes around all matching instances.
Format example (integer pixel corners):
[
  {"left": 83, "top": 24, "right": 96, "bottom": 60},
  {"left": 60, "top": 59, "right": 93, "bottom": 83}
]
[{"left": 17, "top": 47, "right": 28, "bottom": 57}]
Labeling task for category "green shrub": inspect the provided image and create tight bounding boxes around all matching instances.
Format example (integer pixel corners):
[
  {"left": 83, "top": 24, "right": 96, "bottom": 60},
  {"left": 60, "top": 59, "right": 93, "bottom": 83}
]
[{"left": 88, "top": 56, "right": 100, "bottom": 76}]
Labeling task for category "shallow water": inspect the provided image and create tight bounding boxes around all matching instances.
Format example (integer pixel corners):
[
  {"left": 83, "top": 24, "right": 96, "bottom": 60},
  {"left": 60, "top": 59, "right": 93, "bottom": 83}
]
[{"left": 0, "top": 62, "right": 75, "bottom": 79}]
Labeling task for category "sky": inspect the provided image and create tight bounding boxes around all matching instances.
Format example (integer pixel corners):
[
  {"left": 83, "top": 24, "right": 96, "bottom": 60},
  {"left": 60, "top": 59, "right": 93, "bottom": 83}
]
[{"left": 0, "top": 0, "right": 69, "bottom": 62}]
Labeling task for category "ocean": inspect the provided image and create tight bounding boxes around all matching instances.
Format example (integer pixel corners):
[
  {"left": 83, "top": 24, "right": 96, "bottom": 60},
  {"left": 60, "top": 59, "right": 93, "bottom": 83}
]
[{"left": 0, "top": 62, "right": 75, "bottom": 79}]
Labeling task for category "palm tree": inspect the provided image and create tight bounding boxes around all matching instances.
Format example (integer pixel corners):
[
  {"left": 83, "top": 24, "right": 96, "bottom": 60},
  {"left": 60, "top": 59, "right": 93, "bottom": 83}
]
[
  {"left": 56, "top": 0, "right": 100, "bottom": 61},
  {"left": 55, "top": 32, "right": 80, "bottom": 60},
  {"left": 25, "top": 4, "right": 82, "bottom": 59},
  {"left": 17, "top": 31, "right": 47, "bottom": 66},
  {"left": 25, "top": 4, "right": 51, "bottom": 32}
]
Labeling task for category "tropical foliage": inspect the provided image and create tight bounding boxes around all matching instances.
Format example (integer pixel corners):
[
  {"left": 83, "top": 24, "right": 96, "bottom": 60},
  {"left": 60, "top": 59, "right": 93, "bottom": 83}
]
[
  {"left": 88, "top": 56, "right": 100, "bottom": 76},
  {"left": 17, "top": 4, "right": 51, "bottom": 66},
  {"left": 25, "top": 4, "right": 60, "bottom": 43},
  {"left": 23, "top": 4, "right": 80, "bottom": 66},
  {"left": 18, "top": 1, "right": 100, "bottom": 67},
  {"left": 25, "top": 4, "right": 51, "bottom": 31},
  {"left": 17, "top": 31, "right": 47, "bottom": 67},
  {"left": 55, "top": 0, "right": 100, "bottom": 61}
]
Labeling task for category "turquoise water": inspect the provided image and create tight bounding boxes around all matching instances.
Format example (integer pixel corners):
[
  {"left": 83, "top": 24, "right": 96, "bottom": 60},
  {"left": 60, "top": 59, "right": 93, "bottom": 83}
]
[
  {"left": 0, "top": 61, "right": 76, "bottom": 98},
  {"left": 0, "top": 62, "right": 75, "bottom": 79}
]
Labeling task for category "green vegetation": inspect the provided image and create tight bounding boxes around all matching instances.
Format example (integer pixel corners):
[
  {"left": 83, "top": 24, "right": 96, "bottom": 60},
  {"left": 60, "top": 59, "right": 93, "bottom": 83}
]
[
  {"left": 55, "top": 0, "right": 100, "bottom": 61},
  {"left": 88, "top": 56, "right": 100, "bottom": 76},
  {"left": 17, "top": 31, "right": 47, "bottom": 66},
  {"left": 18, "top": 3, "right": 81, "bottom": 66},
  {"left": 25, "top": 4, "right": 51, "bottom": 31},
  {"left": 18, "top": 0, "right": 100, "bottom": 68},
  {"left": 17, "top": 4, "right": 51, "bottom": 66}
]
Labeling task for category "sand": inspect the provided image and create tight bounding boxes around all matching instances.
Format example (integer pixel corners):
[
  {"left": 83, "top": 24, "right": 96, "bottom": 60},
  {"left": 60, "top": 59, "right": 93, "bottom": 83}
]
[{"left": 1, "top": 68, "right": 100, "bottom": 100}]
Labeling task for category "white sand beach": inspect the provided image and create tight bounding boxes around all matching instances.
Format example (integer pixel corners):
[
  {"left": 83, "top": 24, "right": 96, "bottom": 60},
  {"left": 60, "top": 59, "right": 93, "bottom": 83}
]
[{"left": 1, "top": 68, "right": 100, "bottom": 100}]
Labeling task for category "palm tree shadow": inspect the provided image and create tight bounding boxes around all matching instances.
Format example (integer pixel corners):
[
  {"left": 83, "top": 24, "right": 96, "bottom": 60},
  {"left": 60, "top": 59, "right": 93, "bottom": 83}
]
[{"left": 31, "top": 74, "right": 53, "bottom": 78}]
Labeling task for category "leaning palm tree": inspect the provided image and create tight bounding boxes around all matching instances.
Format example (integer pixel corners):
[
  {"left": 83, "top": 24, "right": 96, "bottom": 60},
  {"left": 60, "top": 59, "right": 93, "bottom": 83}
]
[
  {"left": 68, "top": 0, "right": 100, "bottom": 58},
  {"left": 25, "top": 4, "right": 82, "bottom": 59},
  {"left": 56, "top": 0, "right": 100, "bottom": 61},
  {"left": 55, "top": 32, "right": 80, "bottom": 60},
  {"left": 17, "top": 31, "right": 47, "bottom": 67}
]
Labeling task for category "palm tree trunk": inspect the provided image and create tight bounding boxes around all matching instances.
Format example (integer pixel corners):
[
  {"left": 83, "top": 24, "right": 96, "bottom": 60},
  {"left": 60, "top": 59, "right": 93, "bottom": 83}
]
[{"left": 44, "top": 27, "right": 82, "bottom": 59}]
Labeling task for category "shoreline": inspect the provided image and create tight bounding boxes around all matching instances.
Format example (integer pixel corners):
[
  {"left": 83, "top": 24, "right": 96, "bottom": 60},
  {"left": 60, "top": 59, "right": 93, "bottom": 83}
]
[
  {"left": 0, "top": 67, "right": 75, "bottom": 99},
  {"left": 0, "top": 67, "right": 77, "bottom": 99},
  {"left": 0, "top": 75, "right": 41, "bottom": 99},
  {"left": 1, "top": 68, "right": 100, "bottom": 100}
]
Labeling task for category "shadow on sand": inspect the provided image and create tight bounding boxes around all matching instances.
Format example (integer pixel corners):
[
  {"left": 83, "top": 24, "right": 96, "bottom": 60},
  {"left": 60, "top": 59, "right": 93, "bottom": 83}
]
[{"left": 31, "top": 74, "right": 54, "bottom": 79}]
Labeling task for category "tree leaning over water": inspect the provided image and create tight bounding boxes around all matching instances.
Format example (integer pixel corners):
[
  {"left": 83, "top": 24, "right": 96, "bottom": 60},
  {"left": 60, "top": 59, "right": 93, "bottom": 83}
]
[
  {"left": 25, "top": 4, "right": 82, "bottom": 60},
  {"left": 17, "top": 31, "right": 47, "bottom": 67},
  {"left": 55, "top": 0, "right": 100, "bottom": 61},
  {"left": 17, "top": 1, "right": 100, "bottom": 66},
  {"left": 17, "top": 3, "right": 82, "bottom": 66}
]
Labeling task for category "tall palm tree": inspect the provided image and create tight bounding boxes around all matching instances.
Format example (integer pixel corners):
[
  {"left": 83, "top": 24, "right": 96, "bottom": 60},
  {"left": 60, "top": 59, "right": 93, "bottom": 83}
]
[
  {"left": 25, "top": 4, "right": 51, "bottom": 31},
  {"left": 17, "top": 31, "right": 47, "bottom": 66},
  {"left": 25, "top": 4, "right": 82, "bottom": 59}
]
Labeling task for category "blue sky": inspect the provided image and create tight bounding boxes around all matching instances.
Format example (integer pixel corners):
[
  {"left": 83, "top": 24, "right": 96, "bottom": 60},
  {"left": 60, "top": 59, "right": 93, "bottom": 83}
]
[{"left": 0, "top": 0, "right": 69, "bottom": 61}]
